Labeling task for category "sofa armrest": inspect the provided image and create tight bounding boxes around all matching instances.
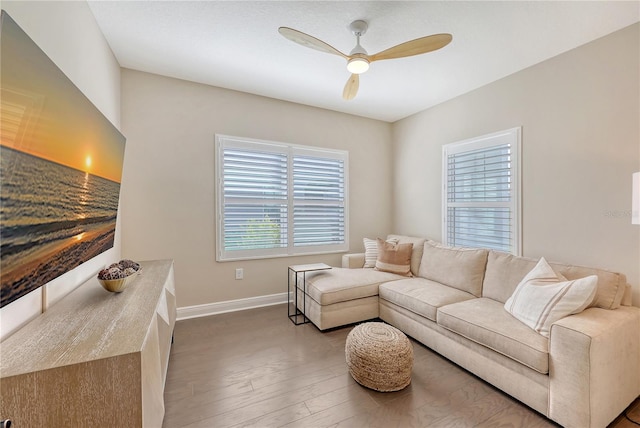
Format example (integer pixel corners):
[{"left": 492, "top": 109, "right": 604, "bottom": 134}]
[
  {"left": 549, "top": 306, "right": 640, "bottom": 428},
  {"left": 342, "top": 253, "right": 365, "bottom": 269}
]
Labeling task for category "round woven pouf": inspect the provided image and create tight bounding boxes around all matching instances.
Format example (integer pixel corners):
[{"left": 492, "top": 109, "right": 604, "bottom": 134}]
[{"left": 345, "top": 322, "right": 414, "bottom": 392}]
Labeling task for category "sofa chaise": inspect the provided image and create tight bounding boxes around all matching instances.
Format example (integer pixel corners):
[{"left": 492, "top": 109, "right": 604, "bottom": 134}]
[{"left": 297, "top": 235, "right": 640, "bottom": 428}]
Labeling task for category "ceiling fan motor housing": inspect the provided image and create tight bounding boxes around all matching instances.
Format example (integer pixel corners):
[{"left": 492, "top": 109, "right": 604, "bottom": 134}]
[{"left": 347, "top": 20, "right": 370, "bottom": 74}]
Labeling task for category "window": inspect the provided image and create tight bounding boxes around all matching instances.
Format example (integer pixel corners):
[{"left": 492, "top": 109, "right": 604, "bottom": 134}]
[
  {"left": 216, "top": 135, "right": 348, "bottom": 261},
  {"left": 442, "top": 127, "right": 521, "bottom": 255}
]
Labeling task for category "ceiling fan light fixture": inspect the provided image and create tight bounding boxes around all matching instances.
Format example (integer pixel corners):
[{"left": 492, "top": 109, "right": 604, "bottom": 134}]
[{"left": 347, "top": 57, "right": 369, "bottom": 74}]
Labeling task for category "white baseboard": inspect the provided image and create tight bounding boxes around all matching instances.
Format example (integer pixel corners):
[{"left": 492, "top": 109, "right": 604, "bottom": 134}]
[{"left": 177, "top": 292, "right": 288, "bottom": 321}]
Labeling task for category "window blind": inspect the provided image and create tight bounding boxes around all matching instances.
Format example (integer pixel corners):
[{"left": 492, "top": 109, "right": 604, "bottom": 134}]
[
  {"left": 216, "top": 136, "right": 348, "bottom": 261},
  {"left": 293, "top": 156, "right": 345, "bottom": 247},
  {"left": 222, "top": 148, "right": 288, "bottom": 251},
  {"left": 443, "top": 128, "right": 521, "bottom": 255}
]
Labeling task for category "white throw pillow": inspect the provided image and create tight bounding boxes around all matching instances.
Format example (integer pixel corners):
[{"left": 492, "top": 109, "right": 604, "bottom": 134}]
[
  {"left": 504, "top": 257, "right": 597, "bottom": 337},
  {"left": 363, "top": 237, "right": 398, "bottom": 268}
]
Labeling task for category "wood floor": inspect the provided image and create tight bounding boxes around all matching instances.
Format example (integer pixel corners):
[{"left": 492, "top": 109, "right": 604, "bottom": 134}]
[{"left": 162, "top": 304, "right": 640, "bottom": 428}]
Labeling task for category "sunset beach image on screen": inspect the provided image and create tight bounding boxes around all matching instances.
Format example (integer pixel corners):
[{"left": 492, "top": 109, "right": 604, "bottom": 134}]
[{"left": 0, "top": 11, "right": 126, "bottom": 307}]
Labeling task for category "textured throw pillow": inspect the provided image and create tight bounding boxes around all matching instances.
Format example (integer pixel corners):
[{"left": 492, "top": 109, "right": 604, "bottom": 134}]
[
  {"left": 363, "top": 237, "right": 399, "bottom": 268},
  {"left": 374, "top": 238, "right": 413, "bottom": 277},
  {"left": 504, "top": 257, "right": 597, "bottom": 337},
  {"left": 386, "top": 235, "right": 427, "bottom": 276}
]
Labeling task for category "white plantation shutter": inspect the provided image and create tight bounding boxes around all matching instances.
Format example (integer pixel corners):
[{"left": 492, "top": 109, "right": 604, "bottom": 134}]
[
  {"left": 443, "top": 128, "right": 521, "bottom": 255},
  {"left": 293, "top": 154, "right": 345, "bottom": 248},
  {"left": 216, "top": 136, "right": 348, "bottom": 261},
  {"left": 222, "top": 147, "right": 288, "bottom": 254}
]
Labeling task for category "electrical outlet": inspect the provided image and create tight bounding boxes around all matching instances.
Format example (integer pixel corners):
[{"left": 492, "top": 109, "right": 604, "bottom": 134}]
[{"left": 235, "top": 268, "right": 243, "bottom": 280}]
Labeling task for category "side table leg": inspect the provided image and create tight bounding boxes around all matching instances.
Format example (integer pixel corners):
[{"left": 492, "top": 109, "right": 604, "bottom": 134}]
[{"left": 302, "top": 271, "right": 307, "bottom": 324}]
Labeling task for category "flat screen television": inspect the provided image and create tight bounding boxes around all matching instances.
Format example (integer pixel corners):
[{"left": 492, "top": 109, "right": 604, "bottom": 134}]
[{"left": 0, "top": 10, "right": 126, "bottom": 308}]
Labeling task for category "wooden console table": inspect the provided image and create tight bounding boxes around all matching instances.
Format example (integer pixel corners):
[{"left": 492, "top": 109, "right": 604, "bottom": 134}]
[{"left": 0, "top": 259, "right": 177, "bottom": 427}]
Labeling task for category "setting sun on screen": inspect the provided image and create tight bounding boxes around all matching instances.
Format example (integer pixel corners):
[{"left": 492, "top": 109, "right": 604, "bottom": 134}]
[{"left": 85, "top": 155, "right": 92, "bottom": 170}]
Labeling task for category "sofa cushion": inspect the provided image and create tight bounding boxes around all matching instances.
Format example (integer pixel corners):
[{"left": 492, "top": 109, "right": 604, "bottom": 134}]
[
  {"left": 437, "top": 298, "right": 550, "bottom": 374},
  {"left": 504, "top": 258, "right": 597, "bottom": 337},
  {"left": 551, "top": 264, "right": 626, "bottom": 310},
  {"left": 387, "top": 235, "right": 427, "bottom": 277},
  {"left": 375, "top": 239, "right": 413, "bottom": 277},
  {"left": 482, "top": 251, "right": 537, "bottom": 303},
  {"left": 418, "top": 241, "right": 488, "bottom": 297},
  {"left": 483, "top": 250, "right": 626, "bottom": 310},
  {"left": 363, "top": 237, "right": 399, "bottom": 268},
  {"left": 379, "top": 278, "right": 475, "bottom": 322},
  {"left": 304, "top": 267, "right": 404, "bottom": 305}
]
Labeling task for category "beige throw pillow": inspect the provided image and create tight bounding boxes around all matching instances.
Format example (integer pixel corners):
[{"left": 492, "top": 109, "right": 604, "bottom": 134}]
[
  {"left": 504, "top": 257, "right": 597, "bottom": 337},
  {"left": 363, "top": 237, "right": 399, "bottom": 268},
  {"left": 386, "top": 235, "right": 427, "bottom": 277},
  {"left": 374, "top": 238, "right": 413, "bottom": 277}
]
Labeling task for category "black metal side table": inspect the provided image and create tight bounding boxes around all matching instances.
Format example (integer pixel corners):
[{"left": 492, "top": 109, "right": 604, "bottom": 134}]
[{"left": 288, "top": 263, "right": 332, "bottom": 325}]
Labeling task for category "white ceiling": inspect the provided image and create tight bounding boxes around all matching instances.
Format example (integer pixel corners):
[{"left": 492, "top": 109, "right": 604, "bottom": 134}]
[{"left": 88, "top": 1, "right": 639, "bottom": 123}]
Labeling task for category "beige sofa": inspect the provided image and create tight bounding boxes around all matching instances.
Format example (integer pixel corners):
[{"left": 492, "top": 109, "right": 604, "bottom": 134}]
[{"left": 300, "top": 235, "right": 640, "bottom": 428}]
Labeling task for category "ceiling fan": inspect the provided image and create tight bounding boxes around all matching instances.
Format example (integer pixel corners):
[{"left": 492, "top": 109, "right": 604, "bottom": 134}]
[{"left": 278, "top": 20, "right": 452, "bottom": 101}]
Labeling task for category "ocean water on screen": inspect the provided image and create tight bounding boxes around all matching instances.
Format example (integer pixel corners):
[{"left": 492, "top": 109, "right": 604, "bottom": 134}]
[{"left": 0, "top": 145, "right": 120, "bottom": 290}]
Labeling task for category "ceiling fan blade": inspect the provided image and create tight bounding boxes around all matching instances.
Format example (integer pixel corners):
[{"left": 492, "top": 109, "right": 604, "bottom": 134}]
[
  {"left": 342, "top": 74, "right": 359, "bottom": 100},
  {"left": 278, "top": 27, "right": 348, "bottom": 59},
  {"left": 369, "top": 33, "right": 452, "bottom": 62}
]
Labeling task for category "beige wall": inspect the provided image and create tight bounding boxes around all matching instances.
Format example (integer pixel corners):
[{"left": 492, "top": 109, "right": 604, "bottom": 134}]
[
  {"left": 393, "top": 23, "right": 640, "bottom": 304},
  {"left": 120, "top": 69, "right": 393, "bottom": 307},
  {"left": 0, "top": 1, "right": 123, "bottom": 340}
]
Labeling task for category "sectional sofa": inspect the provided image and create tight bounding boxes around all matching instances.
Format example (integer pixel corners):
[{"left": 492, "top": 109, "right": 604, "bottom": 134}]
[{"left": 298, "top": 235, "right": 640, "bottom": 428}]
